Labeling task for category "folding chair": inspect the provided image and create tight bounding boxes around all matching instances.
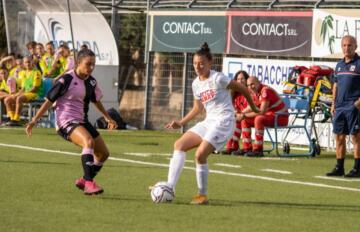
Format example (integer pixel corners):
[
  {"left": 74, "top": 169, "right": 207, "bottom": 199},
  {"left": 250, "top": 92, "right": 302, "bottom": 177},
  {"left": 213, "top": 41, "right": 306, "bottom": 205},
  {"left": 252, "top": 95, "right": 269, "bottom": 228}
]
[{"left": 265, "top": 94, "right": 320, "bottom": 157}]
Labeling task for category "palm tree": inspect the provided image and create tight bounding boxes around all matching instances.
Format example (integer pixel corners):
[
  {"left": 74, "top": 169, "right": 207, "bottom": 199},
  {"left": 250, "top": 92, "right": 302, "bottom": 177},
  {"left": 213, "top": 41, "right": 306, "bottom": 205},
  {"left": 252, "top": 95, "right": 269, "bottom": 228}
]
[{"left": 320, "top": 15, "right": 335, "bottom": 54}]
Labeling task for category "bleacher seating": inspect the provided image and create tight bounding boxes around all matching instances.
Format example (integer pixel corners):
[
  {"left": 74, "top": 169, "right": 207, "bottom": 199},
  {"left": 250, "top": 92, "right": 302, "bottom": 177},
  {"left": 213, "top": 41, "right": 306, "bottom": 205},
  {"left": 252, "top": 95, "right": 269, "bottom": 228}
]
[{"left": 90, "top": 0, "right": 360, "bottom": 13}]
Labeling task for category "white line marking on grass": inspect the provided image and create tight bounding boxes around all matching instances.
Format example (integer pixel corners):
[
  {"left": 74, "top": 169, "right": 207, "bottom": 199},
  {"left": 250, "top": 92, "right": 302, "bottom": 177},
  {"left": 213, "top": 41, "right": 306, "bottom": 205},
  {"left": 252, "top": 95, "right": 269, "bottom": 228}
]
[
  {"left": 123, "top": 152, "right": 151, "bottom": 157},
  {"left": 1, "top": 142, "right": 360, "bottom": 193},
  {"left": 166, "top": 157, "right": 194, "bottom": 163},
  {"left": 260, "top": 157, "right": 298, "bottom": 161},
  {"left": 124, "top": 152, "right": 171, "bottom": 157},
  {"left": 261, "top": 169, "right": 292, "bottom": 175},
  {"left": 214, "top": 163, "right": 241, "bottom": 168},
  {"left": 314, "top": 176, "right": 360, "bottom": 182}
]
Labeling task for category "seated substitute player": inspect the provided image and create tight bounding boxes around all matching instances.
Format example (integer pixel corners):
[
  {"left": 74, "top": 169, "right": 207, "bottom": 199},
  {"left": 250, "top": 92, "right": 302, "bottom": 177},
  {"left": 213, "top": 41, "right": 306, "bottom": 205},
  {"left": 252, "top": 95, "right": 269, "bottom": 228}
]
[
  {"left": 222, "top": 70, "right": 258, "bottom": 155},
  {"left": 0, "top": 67, "right": 16, "bottom": 100},
  {"left": 25, "top": 49, "right": 117, "bottom": 195},
  {"left": 52, "top": 44, "right": 75, "bottom": 83},
  {"left": 154, "top": 43, "right": 259, "bottom": 205},
  {"left": 39, "top": 41, "right": 61, "bottom": 78},
  {"left": 4, "top": 56, "right": 43, "bottom": 125},
  {"left": 240, "top": 76, "right": 289, "bottom": 157}
]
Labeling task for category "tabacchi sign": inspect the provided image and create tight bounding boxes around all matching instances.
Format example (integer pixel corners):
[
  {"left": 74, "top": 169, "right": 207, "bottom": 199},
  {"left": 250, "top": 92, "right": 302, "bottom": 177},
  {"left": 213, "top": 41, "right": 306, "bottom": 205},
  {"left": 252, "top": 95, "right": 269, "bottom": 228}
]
[{"left": 227, "top": 11, "right": 313, "bottom": 57}]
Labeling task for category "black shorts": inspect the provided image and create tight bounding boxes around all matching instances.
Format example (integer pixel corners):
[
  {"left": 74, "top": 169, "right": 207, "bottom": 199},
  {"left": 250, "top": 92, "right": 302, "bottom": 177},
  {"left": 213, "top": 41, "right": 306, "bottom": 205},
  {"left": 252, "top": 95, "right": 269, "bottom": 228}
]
[{"left": 57, "top": 121, "right": 100, "bottom": 141}]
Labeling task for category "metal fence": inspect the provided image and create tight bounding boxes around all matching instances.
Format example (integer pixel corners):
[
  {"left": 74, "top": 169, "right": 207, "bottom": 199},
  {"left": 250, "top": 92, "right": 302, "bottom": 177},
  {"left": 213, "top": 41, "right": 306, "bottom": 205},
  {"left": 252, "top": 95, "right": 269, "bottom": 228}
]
[{"left": 143, "top": 52, "right": 223, "bottom": 131}]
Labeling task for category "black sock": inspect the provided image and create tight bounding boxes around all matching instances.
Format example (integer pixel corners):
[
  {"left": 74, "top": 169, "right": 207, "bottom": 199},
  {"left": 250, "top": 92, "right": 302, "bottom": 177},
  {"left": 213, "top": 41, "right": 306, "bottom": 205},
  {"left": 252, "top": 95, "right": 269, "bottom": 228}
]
[
  {"left": 336, "top": 158, "right": 345, "bottom": 169},
  {"left": 91, "top": 164, "right": 103, "bottom": 179},
  {"left": 354, "top": 158, "right": 360, "bottom": 170},
  {"left": 81, "top": 154, "right": 94, "bottom": 181}
]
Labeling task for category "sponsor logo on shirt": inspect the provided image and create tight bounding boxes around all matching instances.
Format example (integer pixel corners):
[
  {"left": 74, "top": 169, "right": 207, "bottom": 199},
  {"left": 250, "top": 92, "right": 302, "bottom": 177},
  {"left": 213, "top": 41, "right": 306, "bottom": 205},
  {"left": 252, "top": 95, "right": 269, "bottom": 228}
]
[
  {"left": 200, "top": 89, "right": 215, "bottom": 103},
  {"left": 90, "top": 80, "right": 97, "bottom": 86},
  {"left": 350, "top": 65, "right": 356, "bottom": 72}
]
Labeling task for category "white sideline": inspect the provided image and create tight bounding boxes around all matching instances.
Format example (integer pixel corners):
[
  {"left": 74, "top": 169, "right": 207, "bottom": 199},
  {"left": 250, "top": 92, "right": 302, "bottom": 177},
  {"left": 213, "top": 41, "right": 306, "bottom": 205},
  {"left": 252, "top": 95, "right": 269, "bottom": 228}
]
[
  {"left": 314, "top": 176, "right": 360, "bottom": 182},
  {"left": 1, "top": 142, "right": 360, "bottom": 193},
  {"left": 261, "top": 169, "right": 292, "bottom": 175},
  {"left": 215, "top": 163, "right": 242, "bottom": 168}
]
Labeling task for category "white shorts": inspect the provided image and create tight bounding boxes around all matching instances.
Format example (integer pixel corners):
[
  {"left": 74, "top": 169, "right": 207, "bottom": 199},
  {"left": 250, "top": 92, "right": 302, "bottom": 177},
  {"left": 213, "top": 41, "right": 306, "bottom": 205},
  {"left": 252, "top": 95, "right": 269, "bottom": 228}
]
[{"left": 189, "top": 117, "right": 235, "bottom": 151}]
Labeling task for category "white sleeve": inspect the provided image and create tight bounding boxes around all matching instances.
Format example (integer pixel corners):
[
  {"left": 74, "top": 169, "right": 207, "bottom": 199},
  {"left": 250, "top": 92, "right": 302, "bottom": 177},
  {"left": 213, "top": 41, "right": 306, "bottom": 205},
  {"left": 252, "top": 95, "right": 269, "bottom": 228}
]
[
  {"left": 192, "top": 81, "right": 200, "bottom": 100},
  {"left": 215, "top": 72, "right": 231, "bottom": 89}
]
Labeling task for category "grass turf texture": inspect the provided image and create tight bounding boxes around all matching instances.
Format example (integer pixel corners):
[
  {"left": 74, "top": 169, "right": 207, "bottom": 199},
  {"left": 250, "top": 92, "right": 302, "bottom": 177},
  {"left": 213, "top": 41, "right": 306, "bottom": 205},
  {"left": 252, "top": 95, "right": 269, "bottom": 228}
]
[{"left": 1, "top": 128, "right": 360, "bottom": 232}]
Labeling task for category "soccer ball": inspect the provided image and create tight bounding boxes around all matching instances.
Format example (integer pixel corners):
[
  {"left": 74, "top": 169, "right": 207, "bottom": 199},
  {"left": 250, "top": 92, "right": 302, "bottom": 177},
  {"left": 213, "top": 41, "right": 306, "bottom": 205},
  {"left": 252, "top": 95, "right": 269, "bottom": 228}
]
[{"left": 150, "top": 181, "right": 174, "bottom": 203}]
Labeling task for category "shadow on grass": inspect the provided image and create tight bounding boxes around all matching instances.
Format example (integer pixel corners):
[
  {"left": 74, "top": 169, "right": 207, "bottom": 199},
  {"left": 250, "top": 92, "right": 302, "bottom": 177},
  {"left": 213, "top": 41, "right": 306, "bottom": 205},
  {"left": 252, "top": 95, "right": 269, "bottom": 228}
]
[
  {"left": 207, "top": 199, "right": 360, "bottom": 212},
  {"left": 0, "top": 159, "right": 70, "bottom": 166},
  {"left": 133, "top": 142, "right": 160, "bottom": 146},
  {"left": 99, "top": 193, "right": 360, "bottom": 212}
]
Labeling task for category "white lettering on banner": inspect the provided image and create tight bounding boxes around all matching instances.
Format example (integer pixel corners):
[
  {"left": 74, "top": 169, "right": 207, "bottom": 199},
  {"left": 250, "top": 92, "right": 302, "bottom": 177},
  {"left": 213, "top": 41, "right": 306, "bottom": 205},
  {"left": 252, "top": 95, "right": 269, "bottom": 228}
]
[
  {"left": 162, "top": 21, "right": 212, "bottom": 35},
  {"left": 242, "top": 23, "right": 297, "bottom": 37}
]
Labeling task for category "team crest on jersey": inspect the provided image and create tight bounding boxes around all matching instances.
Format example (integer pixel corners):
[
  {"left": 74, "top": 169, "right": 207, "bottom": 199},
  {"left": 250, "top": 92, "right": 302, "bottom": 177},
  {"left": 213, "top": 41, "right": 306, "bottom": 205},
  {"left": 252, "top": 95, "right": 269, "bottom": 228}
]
[
  {"left": 90, "top": 79, "right": 97, "bottom": 86},
  {"left": 350, "top": 65, "right": 356, "bottom": 72},
  {"left": 200, "top": 89, "right": 216, "bottom": 103}
]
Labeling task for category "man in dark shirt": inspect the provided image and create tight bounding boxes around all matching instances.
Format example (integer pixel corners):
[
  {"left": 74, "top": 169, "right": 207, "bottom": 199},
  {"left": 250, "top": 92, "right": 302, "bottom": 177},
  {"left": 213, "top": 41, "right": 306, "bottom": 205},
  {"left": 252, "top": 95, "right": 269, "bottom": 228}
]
[{"left": 327, "top": 35, "right": 360, "bottom": 178}]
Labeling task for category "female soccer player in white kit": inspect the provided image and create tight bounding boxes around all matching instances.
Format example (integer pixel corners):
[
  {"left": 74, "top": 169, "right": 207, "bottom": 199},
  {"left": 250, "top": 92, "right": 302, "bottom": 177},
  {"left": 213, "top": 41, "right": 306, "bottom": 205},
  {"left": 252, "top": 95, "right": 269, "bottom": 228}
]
[{"left": 162, "top": 43, "right": 259, "bottom": 205}]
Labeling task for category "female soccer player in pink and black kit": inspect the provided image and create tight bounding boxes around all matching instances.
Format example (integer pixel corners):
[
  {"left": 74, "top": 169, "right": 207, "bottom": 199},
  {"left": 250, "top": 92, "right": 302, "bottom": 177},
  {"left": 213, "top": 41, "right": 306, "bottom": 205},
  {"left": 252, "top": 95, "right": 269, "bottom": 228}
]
[{"left": 25, "top": 49, "right": 117, "bottom": 195}]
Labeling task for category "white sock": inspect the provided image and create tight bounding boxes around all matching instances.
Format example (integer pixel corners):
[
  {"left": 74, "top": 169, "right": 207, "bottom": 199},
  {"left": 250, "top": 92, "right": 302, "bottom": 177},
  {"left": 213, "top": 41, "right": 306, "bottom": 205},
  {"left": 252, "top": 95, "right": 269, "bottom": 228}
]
[
  {"left": 167, "top": 150, "right": 186, "bottom": 189},
  {"left": 196, "top": 163, "right": 209, "bottom": 195}
]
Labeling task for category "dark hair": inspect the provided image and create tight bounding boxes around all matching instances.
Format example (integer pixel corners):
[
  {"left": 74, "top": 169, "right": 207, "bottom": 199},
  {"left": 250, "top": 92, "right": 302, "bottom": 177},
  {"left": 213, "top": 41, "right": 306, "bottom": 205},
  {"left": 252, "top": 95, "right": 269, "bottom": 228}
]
[
  {"left": 58, "top": 44, "right": 70, "bottom": 51},
  {"left": 80, "top": 44, "right": 88, "bottom": 50},
  {"left": 234, "top": 70, "right": 249, "bottom": 81},
  {"left": 46, "top": 41, "right": 55, "bottom": 47},
  {"left": 15, "top": 54, "right": 23, "bottom": 60},
  {"left": 0, "top": 65, "right": 8, "bottom": 72},
  {"left": 77, "top": 48, "right": 95, "bottom": 62},
  {"left": 26, "top": 41, "right": 37, "bottom": 49},
  {"left": 194, "top": 42, "right": 212, "bottom": 61}
]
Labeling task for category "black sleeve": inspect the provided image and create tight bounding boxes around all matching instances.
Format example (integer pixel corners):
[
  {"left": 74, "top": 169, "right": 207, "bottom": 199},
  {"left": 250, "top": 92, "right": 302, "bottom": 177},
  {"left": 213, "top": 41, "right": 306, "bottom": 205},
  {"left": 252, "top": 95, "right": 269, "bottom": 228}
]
[
  {"left": 86, "top": 76, "right": 98, "bottom": 103},
  {"left": 46, "top": 75, "right": 72, "bottom": 102}
]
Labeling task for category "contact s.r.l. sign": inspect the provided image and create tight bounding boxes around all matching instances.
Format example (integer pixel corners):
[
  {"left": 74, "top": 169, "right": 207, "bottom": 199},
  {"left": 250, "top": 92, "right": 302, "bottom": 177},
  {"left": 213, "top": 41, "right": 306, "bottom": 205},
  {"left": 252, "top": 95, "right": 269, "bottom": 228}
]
[
  {"left": 227, "top": 11, "right": 313, "bottom": 57},
  {"left": 149, "top": 11, "right": 226, "bottom": 53}
]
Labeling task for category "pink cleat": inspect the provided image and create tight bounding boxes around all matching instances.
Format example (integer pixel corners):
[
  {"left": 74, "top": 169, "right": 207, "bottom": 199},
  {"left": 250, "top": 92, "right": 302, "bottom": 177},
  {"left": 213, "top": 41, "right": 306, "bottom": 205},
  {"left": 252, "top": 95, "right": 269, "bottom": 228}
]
[
  {"left": 84, "top": 180, "right": 104, "bottom": 195},
  {"left": 75, "top": 177, "right": 86, "bottom": 190}
]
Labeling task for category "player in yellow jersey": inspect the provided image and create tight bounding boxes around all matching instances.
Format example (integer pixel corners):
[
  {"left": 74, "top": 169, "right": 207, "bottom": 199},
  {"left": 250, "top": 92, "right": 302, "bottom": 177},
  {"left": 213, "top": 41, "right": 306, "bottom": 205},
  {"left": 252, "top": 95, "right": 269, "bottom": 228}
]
[
  {"left": 4, "top": 56, "right": 44, "bottom": 125},
  {"left": 39, "top": 41, "right": 61, "bottom": 78},
  {"left": 8, "top": 55, "right": 23, "bottom": 91},
  {"left": 53, "top": 44, "right": 75, "bottom": 83}
]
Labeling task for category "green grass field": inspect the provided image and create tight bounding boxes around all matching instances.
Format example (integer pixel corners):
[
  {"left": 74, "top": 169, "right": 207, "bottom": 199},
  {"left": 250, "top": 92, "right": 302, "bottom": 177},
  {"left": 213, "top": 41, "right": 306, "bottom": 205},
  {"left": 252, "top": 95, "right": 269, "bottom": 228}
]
[{"left": 1, "top": 128, "right": 360, "bottom": 232}]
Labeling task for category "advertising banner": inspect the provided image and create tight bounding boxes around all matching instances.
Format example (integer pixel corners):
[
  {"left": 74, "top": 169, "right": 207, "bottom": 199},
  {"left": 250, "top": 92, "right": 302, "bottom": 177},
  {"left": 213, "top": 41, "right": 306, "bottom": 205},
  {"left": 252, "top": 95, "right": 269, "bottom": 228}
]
[
  {"left": 222, "top": 57, "right": 336, "bottom": 92},
  {"left": 227, "top": 11, "right": 313, "bottom": 57},
  {"left": 222, "top": 57, "right": 337, "bottom": 148},
  {"left": 149, "top": 11, "right": 226, "bottom": 53},
  {"left": 312, "top": 9, "right": 360, "bottom": 58},
  {"left": 34, "top": 12, "right": 119, "bottom": 66}
]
